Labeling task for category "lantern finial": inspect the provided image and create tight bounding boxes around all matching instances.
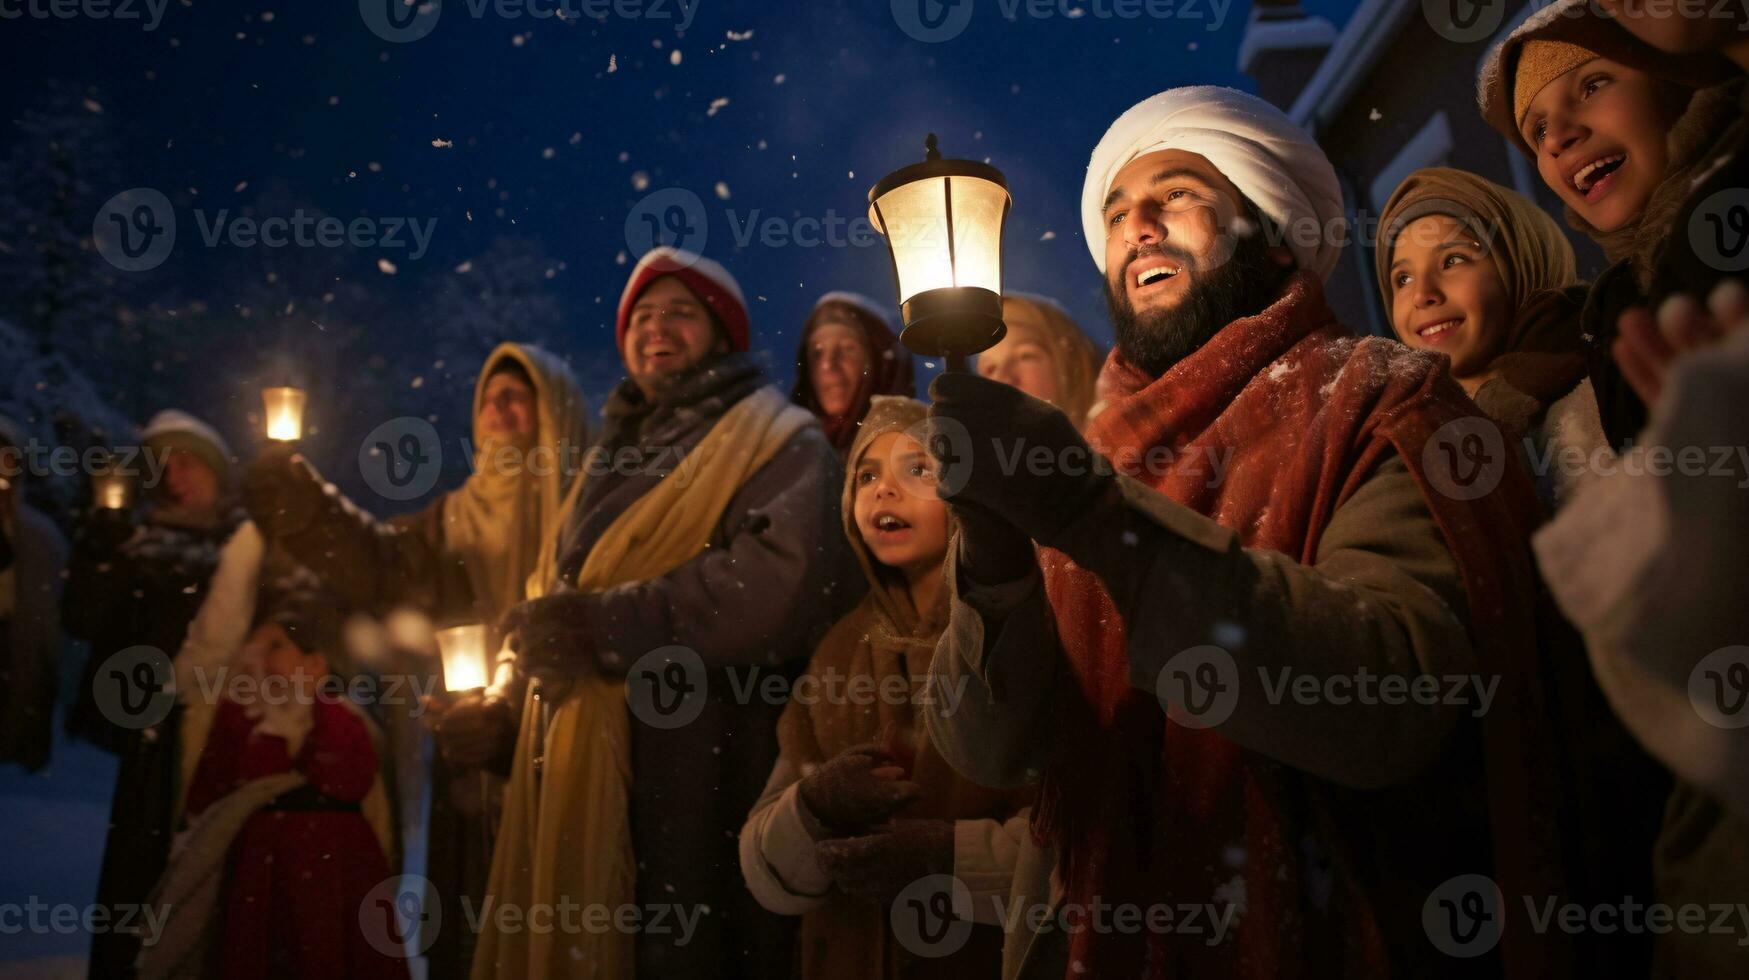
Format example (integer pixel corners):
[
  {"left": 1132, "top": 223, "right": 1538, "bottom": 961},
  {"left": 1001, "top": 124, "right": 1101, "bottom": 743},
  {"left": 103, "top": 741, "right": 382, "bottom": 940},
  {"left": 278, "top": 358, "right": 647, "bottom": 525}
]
[{"left": 924, "top": 133, "right": 940, "bottom": 162}]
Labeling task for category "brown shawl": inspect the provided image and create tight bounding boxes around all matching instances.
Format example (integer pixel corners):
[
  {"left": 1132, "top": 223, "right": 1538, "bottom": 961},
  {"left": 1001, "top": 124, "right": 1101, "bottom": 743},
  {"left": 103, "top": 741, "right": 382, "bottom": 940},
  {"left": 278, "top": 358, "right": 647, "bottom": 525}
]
[
  {"left": 776, "top": 396, "right": 1025, "bottom": 980},
  {"left": 1034, "top": 272, "right": 1566, "bottom": 979}
]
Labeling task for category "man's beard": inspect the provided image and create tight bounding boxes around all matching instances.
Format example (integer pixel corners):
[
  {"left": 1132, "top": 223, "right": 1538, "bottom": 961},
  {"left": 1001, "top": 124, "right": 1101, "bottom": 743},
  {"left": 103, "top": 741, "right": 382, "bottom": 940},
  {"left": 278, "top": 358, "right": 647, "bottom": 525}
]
[{"left": 1103, "top": 227, "right": 1285, "bottom": 379}]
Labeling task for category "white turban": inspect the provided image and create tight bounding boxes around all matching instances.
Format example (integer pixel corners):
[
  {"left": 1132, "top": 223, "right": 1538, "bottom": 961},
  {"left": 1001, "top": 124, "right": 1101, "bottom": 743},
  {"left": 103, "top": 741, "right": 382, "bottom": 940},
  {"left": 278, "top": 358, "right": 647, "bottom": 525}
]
[{"left": 1081, "top": 86, "right": 1346, "bottom": 282}]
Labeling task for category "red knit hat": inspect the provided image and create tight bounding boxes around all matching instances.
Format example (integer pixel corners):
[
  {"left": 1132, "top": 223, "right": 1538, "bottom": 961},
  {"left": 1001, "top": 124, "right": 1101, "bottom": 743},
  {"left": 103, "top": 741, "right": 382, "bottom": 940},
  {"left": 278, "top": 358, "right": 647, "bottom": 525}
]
[{"left": 616, "top": 247, "right": 751, "bottom": 353}]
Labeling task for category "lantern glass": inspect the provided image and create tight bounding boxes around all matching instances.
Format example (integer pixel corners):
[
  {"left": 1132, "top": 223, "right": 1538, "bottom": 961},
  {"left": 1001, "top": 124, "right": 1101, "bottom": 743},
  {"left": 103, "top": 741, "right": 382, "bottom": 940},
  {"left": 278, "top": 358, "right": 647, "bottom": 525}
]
[
  {"left": 262, "top": 387, "right": 307, "bottom": 442},
  {"left": 93, "top": 467, "right": 136, "bottom": 511},
  {"left": 435, "top": 624, "right": 491, "bottom": 693},
  {"left": 870, "top": 172, "right": 1008, "bottom": 305}
]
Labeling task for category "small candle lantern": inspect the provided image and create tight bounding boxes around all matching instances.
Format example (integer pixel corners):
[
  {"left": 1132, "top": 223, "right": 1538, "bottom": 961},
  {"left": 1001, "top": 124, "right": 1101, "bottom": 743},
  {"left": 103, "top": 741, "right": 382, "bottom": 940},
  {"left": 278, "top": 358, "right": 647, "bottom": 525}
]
[
  {"left": 435, "top": 623, "right": 492, "bottom": 693},
  {"left": 262, "top": 386, "right": 308, "bottom": 442},
  {"left": 92, "top": 456, "right": 137, "bottom": 511}
]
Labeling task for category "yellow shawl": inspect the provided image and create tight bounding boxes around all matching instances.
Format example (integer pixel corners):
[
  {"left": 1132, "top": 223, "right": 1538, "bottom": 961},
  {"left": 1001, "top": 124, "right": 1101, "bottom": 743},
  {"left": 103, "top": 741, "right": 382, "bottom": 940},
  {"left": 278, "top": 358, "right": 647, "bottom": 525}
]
[{"left": 474, "top": 385, "right": 815, "bottom": 979}]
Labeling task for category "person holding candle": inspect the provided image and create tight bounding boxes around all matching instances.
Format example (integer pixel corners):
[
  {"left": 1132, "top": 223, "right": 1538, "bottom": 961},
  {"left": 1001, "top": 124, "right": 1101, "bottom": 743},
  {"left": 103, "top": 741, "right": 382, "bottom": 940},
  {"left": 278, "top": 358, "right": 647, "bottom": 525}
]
[
  {"left": 148, "top": 587, "right": 407, "bottom": 980},
  {"left": 790, "top": 291, "right": 915, "bottom": 453},
  {"left": 976, "top": 293, "right": 1105, "bottom": 430},
  {"left": 483, "top": 246, "right": 859, "bottom": 979},
  {"left": 918, "top": 87, "right": 1595, "bottom": 978},
  {"left": 241, "top": 342, "right": 589, "bottom": 980},
  {"left": 739, "top": 396, "right": 1030, "bottom": 980},
  {"left": 0, "top": 414, "right": 67, "bottom": 773},
  {"left": 60, "top": 408, "right": 243, "bottom": 980}
]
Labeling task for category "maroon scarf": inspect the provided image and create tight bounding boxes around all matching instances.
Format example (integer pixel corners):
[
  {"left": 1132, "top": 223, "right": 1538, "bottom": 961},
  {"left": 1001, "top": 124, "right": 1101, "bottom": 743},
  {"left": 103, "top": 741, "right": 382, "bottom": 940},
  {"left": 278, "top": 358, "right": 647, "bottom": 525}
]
[{"left": 1034, "top": 272, "right": 1567, "bottom": 979}]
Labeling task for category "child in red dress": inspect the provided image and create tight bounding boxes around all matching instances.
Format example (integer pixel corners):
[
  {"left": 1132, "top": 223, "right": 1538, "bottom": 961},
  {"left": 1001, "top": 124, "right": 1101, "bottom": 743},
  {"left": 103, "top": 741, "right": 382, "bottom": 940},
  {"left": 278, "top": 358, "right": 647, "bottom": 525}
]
[{"left": 184, "top": 596, "right": 410, "bottom": 980}]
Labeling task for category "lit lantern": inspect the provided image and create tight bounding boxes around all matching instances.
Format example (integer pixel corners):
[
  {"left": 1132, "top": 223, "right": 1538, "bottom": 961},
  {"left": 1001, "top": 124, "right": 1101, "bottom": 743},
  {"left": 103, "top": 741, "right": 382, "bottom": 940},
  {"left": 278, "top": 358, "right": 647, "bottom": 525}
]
[
  {"left": 262, "top": 386, "right": 308, "bottom": 442},
  {"left": 435, "top": 624, "right": 492, "bottom": 693},
  {"left": 868, "top": 133, "right": 1012, "bottom": 366},
  {"left": 91, "top": 456, "right": 137, "bottom": 511}
]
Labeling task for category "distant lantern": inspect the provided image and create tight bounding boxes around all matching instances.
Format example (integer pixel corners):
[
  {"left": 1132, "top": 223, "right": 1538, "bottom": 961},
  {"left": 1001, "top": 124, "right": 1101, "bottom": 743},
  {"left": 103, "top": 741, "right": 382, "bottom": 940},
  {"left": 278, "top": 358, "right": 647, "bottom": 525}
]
[
  {"left": 262, "top": 387, "right": 308, "bottom": 442},
  {"left": 868, "top": 133, "right": 1011, "bottom": 367},
  {"left": 435, "top": 623, "right": 492, "bottom": 693},
  {"left": 91, "top": 455, "right": 137, "bottom": 511}
]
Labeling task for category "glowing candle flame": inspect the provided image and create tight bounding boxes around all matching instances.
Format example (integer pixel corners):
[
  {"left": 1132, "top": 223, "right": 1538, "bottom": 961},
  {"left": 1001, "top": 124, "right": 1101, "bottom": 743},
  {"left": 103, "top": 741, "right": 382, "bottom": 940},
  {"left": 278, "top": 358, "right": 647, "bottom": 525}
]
[
  {"left": 435, "top": 624, "right": 491, "bottom": 692},
  {"left": 263, "top": 387, "right": 307, "bottom": 442}
]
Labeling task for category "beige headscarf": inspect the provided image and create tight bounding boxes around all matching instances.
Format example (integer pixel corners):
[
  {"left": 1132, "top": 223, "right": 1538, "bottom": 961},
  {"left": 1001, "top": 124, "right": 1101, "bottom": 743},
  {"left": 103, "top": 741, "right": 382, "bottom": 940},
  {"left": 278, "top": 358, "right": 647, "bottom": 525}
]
[
  {"left": 442, "top": 343, "right": 590, "bottom": 630},
  {"left": 1378, "top": 168, "right": 1589, "bottom": 417},
  {"left": 997, "top": 294, "right": 1105, "bottom": 430}
]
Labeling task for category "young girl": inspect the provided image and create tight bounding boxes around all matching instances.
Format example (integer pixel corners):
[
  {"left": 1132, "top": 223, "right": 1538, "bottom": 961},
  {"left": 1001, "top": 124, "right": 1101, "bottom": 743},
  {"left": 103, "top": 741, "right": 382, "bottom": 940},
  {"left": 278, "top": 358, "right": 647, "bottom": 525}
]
[
  {"left": 1377, "top": 167, "right": 1589, "bottom": 503},
  {"left": 1479, "top": 0, "right": 1740, "bottom": 449},
  {"left": 739, "top": 396, "right": 1027, "bottom": 980},
  {"left": 180, "top": 594, "right": 408, "bottom": 980}
]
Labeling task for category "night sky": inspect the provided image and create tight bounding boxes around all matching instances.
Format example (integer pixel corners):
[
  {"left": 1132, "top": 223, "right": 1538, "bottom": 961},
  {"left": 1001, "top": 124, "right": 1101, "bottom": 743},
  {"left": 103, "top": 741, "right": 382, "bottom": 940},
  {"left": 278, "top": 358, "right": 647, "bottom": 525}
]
[{"left": 3, "top": 0, "right": 1357, "bottom": 500}]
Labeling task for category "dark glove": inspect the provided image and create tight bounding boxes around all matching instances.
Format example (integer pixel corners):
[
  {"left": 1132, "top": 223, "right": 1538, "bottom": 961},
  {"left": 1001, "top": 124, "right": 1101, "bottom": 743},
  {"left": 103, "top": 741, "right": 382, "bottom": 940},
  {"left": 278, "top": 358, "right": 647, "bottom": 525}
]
[
  {"left": 501, "top": 591, "right": 598, "bottom": 683},
  {"left": 243, "top": 442, "right": 327, "bottom": 536},
  {"left": 815, "top": 819, "right": 955, "bottom": 905},
  {"left": 927, "top": 373, "right": 1113, "bottom": 549},
  {"left": 798, "top": 742, "right": 922, "bottom": 830},
  {"left": 428, "top": 690, "right": 517, "bottom": 773},
  {"left": 951, "top": 500, "right": 1037, "bottom": 589}
]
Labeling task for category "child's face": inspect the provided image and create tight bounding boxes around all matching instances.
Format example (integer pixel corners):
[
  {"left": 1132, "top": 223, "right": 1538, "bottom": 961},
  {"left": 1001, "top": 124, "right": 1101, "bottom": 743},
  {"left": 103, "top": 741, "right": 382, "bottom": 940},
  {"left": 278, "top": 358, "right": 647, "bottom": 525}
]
[
  {"left": 1387, "top": 214, "right": 1514, "bottom": 381},
  {"left": 1521, "top": 58, "right": 1681, "bottom": 233},
  {"left": 246, "top": 622, "right": 327, "bottom": 681},
  {"left": 851, "top": 431, "right": 951, "bottom": 578}
]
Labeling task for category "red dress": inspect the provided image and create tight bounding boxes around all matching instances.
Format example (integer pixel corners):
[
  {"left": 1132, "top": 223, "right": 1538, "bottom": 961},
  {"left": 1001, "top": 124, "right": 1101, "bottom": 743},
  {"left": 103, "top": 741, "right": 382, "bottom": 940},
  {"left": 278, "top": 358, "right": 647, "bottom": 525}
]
[{"left": 185, "top": 697, "right": 411, "bottom": 980}]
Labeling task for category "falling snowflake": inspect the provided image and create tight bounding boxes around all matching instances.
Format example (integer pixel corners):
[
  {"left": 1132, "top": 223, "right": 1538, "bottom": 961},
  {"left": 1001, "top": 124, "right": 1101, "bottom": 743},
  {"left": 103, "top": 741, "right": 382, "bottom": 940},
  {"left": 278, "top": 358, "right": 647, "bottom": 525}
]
[
  {"left": 670, "top": 49, "right": 683, "bottom": 66},
  {"left": 454, "top": 260, "right": 473, "bottom": 273},
  {"left": 1039, "top": 230, "right": 1056, "bottom": 241},
  {"left": 727, "top": 29, "right": 753, "bottom": 41},
  {"left": 714, "top": 181, "right": 731, "bottom": 200},
  {"left": 431, "top": 138, "right": 453, "bottom": 148},
  {"left": 631, "top": 171, "right": 650, "bottom": 191},
  {"left": 1368, "top": 108, "right": 1383, "bottom": 121},
  {"left": 377, "top": 258, "right": 398, "bottom": 275},
  {"left": 707, "top": 97, "right": 730, "bottom": 117},
  {"left": 607, "top": 54, "right": 617, "bottom": 73}
]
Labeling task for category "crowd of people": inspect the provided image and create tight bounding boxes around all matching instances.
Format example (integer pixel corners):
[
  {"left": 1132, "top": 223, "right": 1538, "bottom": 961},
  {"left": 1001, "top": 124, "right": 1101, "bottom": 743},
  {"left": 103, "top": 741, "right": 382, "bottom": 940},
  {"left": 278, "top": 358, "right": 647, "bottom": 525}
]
[{"left": 2, "top": 0, "right": 1748, "bottom": 977}]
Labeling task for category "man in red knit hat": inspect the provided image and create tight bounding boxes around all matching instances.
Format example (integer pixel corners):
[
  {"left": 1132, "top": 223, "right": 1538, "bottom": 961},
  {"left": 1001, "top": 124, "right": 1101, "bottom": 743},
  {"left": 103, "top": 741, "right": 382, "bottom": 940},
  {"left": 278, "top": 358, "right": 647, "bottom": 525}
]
[
  {"left": 483, "top": 246, "right": 860, "bottom": 979},
  {"left": 918, "top": 88, "right": 1596, "bottom": 980}
]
